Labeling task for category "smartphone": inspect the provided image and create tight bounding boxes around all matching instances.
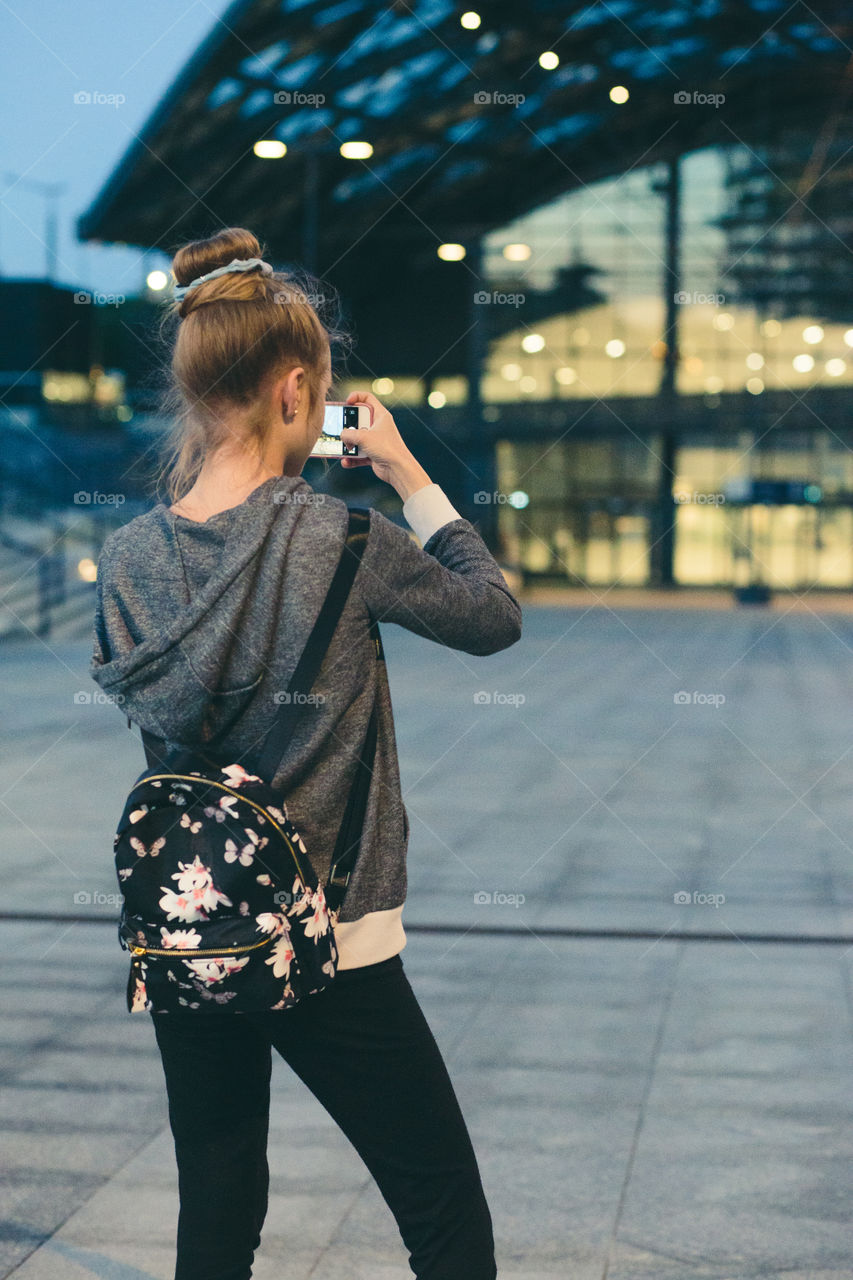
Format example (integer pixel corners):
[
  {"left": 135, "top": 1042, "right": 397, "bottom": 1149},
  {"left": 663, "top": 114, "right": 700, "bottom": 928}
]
[{"left": 310, "top": 402, "right": 372, "bottom": 457}]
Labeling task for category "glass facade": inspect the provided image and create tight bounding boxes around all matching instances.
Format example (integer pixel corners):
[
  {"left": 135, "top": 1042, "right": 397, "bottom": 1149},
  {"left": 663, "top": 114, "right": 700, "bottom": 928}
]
[
  {"left": 480, "top": 145, "right": 853, "bottom": 590},
  {"left": 480, "top": 148, "right": 853, "bottom": 402},
  {"left": 496, "top": 433, "right": 853, "bottom": 590}
]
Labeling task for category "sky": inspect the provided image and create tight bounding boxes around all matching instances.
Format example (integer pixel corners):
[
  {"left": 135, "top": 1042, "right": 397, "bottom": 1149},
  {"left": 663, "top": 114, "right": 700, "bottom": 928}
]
[{"left": 1, "top": 0, "right": 234, "bottom": 294}]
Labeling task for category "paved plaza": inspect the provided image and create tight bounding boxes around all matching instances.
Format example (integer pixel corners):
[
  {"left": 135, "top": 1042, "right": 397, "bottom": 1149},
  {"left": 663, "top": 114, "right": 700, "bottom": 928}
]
[{"left": 1, "top": 596, "right": 852, "bottom": 1279}]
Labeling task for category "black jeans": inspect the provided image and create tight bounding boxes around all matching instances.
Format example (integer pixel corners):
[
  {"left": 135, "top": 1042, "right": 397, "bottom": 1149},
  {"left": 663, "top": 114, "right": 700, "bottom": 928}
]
[{"left": 150, "top": 954, "right": 497, "bottom": 1280}]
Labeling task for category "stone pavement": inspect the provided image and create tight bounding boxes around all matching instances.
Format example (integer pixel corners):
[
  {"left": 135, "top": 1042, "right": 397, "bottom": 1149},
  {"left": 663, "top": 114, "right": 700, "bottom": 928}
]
[{"left": 1, "top": 597, "right": 852, "bottom": 1279}]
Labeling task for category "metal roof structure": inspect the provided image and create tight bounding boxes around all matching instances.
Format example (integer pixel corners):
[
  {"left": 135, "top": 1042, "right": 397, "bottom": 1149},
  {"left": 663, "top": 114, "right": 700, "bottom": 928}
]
[{"left": 78, "top": 0, "right": 852, "bottom": 374}]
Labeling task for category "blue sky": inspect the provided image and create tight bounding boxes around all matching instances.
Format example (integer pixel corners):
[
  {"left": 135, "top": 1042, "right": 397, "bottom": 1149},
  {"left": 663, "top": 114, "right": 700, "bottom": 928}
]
[{"left": 1, "top": 0, "right": 233, "bottom": 293}]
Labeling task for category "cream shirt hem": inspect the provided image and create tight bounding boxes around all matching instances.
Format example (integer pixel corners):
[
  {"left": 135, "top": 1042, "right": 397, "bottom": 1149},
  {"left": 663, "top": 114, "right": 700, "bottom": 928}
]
[{"left": 333, "top": 905, "right": 406, "bottom": 969}]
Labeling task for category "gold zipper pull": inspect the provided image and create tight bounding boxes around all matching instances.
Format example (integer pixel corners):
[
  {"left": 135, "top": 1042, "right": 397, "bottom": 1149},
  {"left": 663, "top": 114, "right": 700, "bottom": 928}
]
[{"left": 130, "top": 945, "right": 146, "bottom": 956}]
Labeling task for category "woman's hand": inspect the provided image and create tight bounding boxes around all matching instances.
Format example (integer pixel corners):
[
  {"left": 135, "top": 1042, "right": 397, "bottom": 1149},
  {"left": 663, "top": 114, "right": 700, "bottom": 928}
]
[{"left": 340, "top": 391, "right": 432, "bottom": 503}]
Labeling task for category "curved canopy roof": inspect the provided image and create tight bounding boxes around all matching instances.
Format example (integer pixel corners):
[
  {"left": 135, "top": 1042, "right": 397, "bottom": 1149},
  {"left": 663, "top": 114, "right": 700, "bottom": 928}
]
[{"left": 78, "top": 0, "right": 851, "bottom": 374}]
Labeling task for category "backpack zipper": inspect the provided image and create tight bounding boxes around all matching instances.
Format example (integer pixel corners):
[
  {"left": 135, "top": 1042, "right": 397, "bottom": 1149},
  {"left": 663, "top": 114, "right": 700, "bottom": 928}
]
[
  {"left": 129, "top": 934, "right": 275, "bottom": 958},
  {"left": 132, "top": 773, "right": 311, "bottom": 886}
]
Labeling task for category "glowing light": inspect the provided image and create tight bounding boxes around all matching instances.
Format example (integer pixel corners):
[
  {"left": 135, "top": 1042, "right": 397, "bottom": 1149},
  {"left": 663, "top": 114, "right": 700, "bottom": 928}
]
[
  {"left": 705, "top": 376, "right": 724, "bottom": 393},
  {"left": 501, "top": 363, "right": 522, "bottom": 381},
  {"left": 77, "top": 557, "right": 97, "bottom": 583},
  {"left": 427, "top": 391, "right": 446, "bottom": 408},
  {"left": 844, "top": 329, "right": 853, "bottom": 348},
  {"left": 521, "top": 333, "right": 545, "bottom": 353},
  {"left": 340, "top": 141, "right": 373, "bottom": 159},
  {"left": 825, "top": 358, "right": 846, "bottom": 377},
  {"left": 802, "top": 324, "right": 824, "bottom": 344},
  {"left": 746, "top": 378, "right": 764, "bottom": 395},
  {"left": 146, "top": 270, "right": 168, "bottom": 291},
  {"left": 713, "top": 312, "right": 735, "bottom": 331},
  {"left": 745, "top": 352, "right": 764, "bottom": 370},
  {"left": 253, "top": 140, "right": 286, "bottom": 158},
  {"left": 437, "top": 242, "right": 466, "bottom": 261},
  {"left": 609, "top": 85, "right": 629, "bottom": 104},
  {"left": 792, "top": 354, "right": 815, "bottom": 372},
  {"left": 508, "top": 490, "right": 529, "bottom": 509},
  {"left": 761, "top": 319, "right": 782, "bottom": 337},
  {"left": 605, "top": 339, "right": 625, "bottom": 358},
  {"left": 539, "top": 52, "right": 559, "bottom": 70},
  {"left": 502, "top": 243, "right": 531, "bottom": 262},
  {"left": 372, "top": 377, "right": 394, "bottom": 395},
  {"left": 555, "top": 366, "right": 577, "bottom": 385},
  {"left": 460, "top": 11, "right": 481, "bottom": 28}
]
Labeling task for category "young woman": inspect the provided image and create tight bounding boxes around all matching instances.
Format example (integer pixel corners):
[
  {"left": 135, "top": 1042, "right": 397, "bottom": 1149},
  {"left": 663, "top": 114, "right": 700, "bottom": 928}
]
[{"left": 90, "top": 227, "right": 522, "bottom": 1280}]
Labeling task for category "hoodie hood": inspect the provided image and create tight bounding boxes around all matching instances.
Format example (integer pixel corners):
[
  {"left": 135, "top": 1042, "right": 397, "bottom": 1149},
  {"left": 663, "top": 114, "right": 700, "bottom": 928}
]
[{"left": 90, "top": 473, "right": 321, "bottom": 746}]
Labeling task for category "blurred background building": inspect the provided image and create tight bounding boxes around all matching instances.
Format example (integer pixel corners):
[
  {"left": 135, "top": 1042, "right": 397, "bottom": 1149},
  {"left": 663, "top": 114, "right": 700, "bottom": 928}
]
[{"left": 2, "top": 0, "right": 853, "bottom": 639}]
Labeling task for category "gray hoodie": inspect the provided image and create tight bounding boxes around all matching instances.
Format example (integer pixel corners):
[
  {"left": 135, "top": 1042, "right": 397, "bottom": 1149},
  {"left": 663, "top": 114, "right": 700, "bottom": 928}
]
[{"left": 90, "top": 474, "right": 522, "bottom": 966}]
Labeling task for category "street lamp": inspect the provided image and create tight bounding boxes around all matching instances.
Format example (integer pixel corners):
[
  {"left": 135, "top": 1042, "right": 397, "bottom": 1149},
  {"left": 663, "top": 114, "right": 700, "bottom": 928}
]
[{"left": 4, "top": 173, "right": 67, "bottom": 282}]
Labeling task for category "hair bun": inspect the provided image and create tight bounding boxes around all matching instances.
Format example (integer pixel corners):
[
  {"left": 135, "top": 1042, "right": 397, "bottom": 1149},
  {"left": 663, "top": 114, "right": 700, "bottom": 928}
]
[{"left": 172, "top": 228, "right": 262, "bottom": 289}]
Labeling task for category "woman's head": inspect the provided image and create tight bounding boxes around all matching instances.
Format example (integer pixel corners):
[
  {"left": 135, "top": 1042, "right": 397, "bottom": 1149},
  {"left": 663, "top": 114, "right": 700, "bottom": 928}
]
[{"left": 156, "top": 227, "right": 348, "bottom": 502}]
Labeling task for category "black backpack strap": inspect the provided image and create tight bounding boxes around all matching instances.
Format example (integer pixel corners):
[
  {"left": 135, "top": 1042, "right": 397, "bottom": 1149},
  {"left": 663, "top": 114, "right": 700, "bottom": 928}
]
[
  {"left": 139, "top": 507, "right": 371, "bottom": 778},
  {"left": 254, "top": 506, "right": 370, "bottom": 781},
  {"left": 140, "top": 727, "right": 171, "bottom": 772}
]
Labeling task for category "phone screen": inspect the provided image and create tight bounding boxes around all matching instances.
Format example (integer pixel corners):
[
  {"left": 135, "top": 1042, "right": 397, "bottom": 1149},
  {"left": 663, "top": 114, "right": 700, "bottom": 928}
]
[{"left": 312, "top": 404, "right": 361, "bottom": 457}]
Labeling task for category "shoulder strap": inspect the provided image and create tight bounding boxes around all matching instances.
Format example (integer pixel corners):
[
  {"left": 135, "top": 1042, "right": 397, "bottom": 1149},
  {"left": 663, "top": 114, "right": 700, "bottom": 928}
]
[
  {"left": 253, "top": 506, "right": 370, "bottom": 781},
  {"left": 140, "top": 506, "right": 371, "bottom": 779}
]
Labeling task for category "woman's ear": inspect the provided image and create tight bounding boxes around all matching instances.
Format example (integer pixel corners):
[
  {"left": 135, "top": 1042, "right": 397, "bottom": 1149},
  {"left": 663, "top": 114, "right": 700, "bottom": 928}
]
[{"left": 278, "top": 366, "right": 305, "bottom": 423}]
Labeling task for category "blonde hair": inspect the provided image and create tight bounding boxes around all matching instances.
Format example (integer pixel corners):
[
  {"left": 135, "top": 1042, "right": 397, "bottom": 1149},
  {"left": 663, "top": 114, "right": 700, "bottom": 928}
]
[{"left": 153, "top": 227, "right": 348, "bottom": 504}]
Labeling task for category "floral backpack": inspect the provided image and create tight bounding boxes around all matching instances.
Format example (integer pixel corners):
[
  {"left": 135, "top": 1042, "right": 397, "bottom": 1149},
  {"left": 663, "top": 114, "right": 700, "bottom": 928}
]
[{"left": 114, "top": 507, "right": 380, "bottom": 1015}]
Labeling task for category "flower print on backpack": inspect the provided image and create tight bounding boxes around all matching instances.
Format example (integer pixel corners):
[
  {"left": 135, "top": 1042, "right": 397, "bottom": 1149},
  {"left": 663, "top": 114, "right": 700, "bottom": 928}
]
[
  {"left": 158, "top": 855, "right": 232, "bottom": 923},
  {"left": 159, "top": 926, "right": 202, "bottom": 950},
  {"left": 183, "top": 954, "right": 251, "bottom": 986},
  {"left": 287, "top": 879, "right": 332, "bottom": 939},
  {"left": 220, "top": 763, "right": 262, "bottom": 788}
]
